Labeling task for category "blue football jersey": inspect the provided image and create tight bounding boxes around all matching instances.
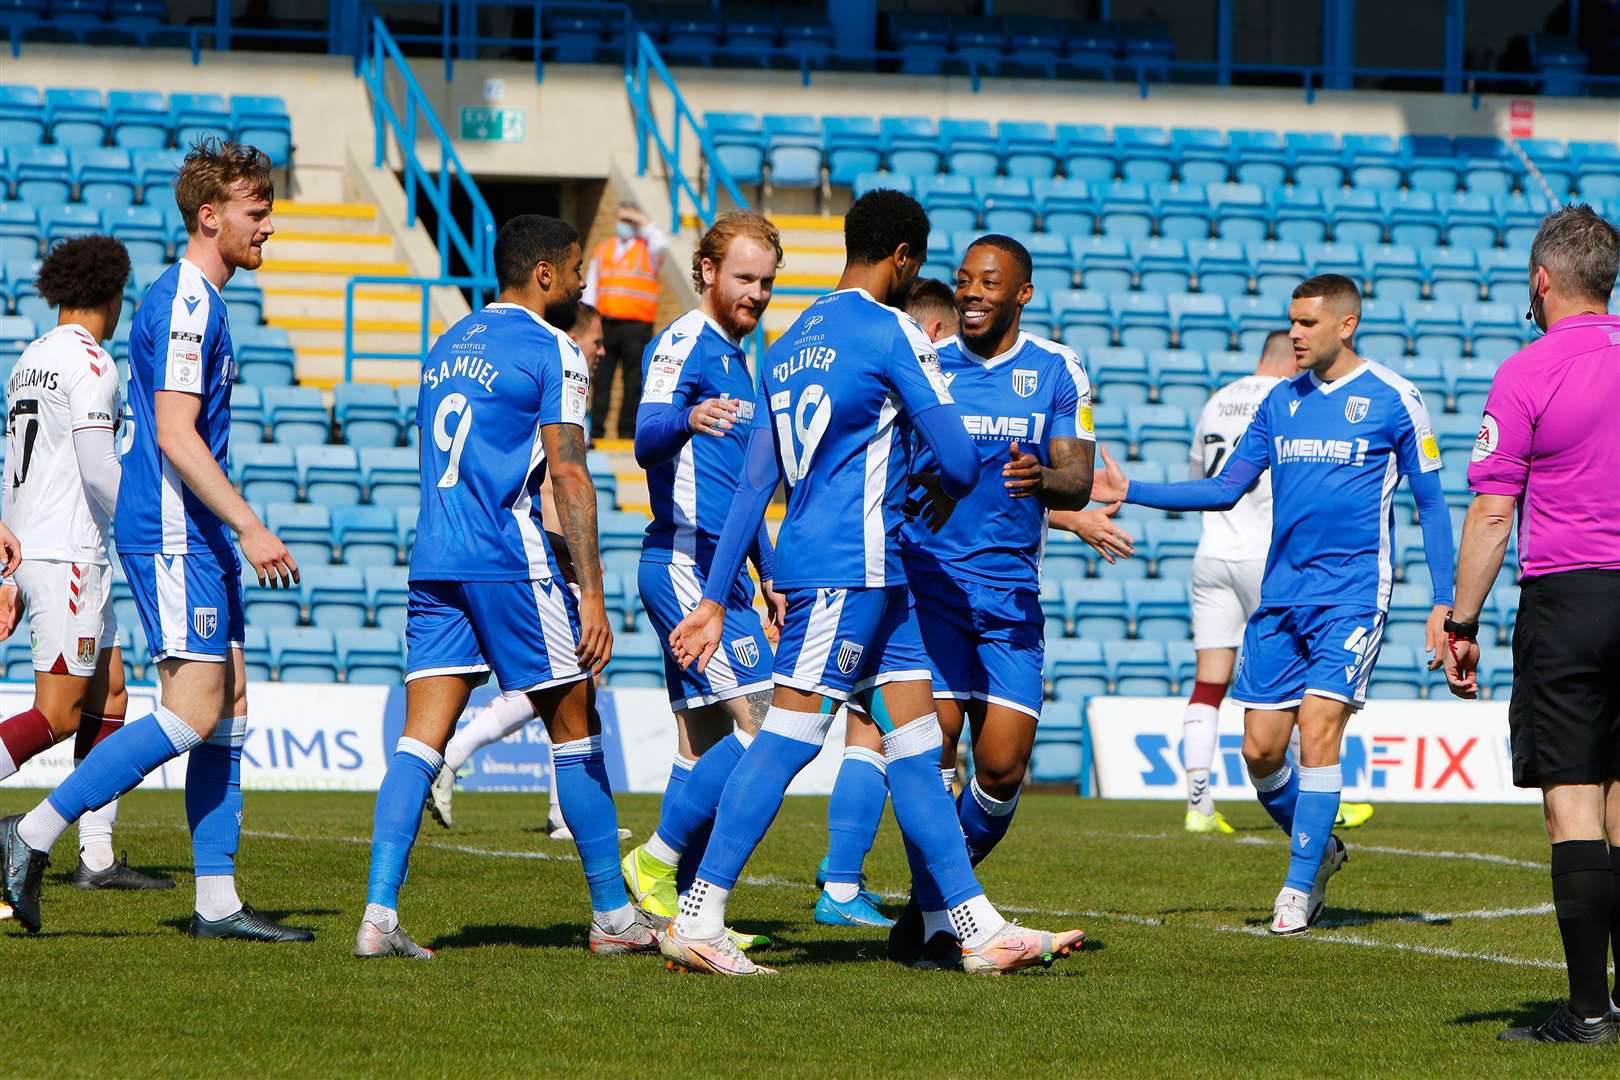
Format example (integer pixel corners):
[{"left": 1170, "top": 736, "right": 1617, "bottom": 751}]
[
  {"left": 409, "top": 302, "right": 591, "bottom": 583},
  {"left": 638, "top": 309, "right": 757, "bottom": 567},
  {"left": 115, "top": 259, "right": 236, "bottom": 555},
  {"left": 756, "top": 287, "right": 957, "bottom": 589},
  {"left": 901, "top": 332, "right": 1094, "bottom": 587},
  {"left": 1228, "top": 361, "right": 1443, "bottom": 611}
]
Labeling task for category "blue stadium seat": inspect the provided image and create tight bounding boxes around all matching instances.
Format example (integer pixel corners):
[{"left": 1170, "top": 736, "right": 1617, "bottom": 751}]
[
  {"left": 1465, "top": 301, "right": 1522, "bottom": 364},
  {"left": 360, "top": 447, "right": 418, "bottom": 508},
  {"left": 1321, "top": 188, "right": 1380, "bottom": 246},
  {"left": 1125, "top": 579, "right": 1190, "bottom": 641},
  {"left": 1171, "top": 127, "right": 1229, "bottom": 186},
  {"left": 267, "top": 502, "right": 333, "bottom": 566},
  {"left": 1072, "top": 234, "right": 1132, "bottom": 293},
  {"left": 1227, "top": 129, "right": 1287, "bottom": 188},
  {"left": 1247, "top": 239, "right": 1304, "bottom": 299},
  {"left": 69, "top": 147, "right": 134, "bottom": 209},
  {"left": 1422, "top": 247, "right": 1481, "bottom": 306},
  {"left": 0, "top": 86, "right": 46, "bottom": 146},
  {"left": 0, "top": 314, "right": 36, "bottom": 351},
  {"left": 605, "top": 632, "right": 664, "bottom": 688},
  {"left": 171, "top": 92, "right": 231, "bottom": 149},
  {"left": 43, "top": 202, "right": 100, "bottom": 246},
  {"left": 1053, "top": 289, "right": 1111, "bottom": 349},
  {"left": 1151, "top": 182, "right": 1211, "bottom": 242},
  {"left": 1455, "top": 135, "right": 1517, "bottom": 196},
  {"left": 1227, "top": 294, "right": 1288, "bottom": 352},
  {"left": 338, "top": 628, "right": 404, "bottom": 685},
  {"left": 1375, "top": 189, "right": 1438, "bottom": 248},
  {"left": 1285, "top": 131, "right": 1345, "bottom": 190},
  {"left": 235, "top": 324, "right": 296, "bottom": 385},
  {"left": 229, "top": 382, "right": 264, "bottom": 445},
  {"left": 107, "top": 89, "right": 168, "bottom": 149},
  {"left": 1003, "top": 17, "right": 1062, "bottom": 79},
  {"left": 1027, "top": 699, "right": 1085, "bottom": 787},
  {"left": 939, "top": 117, "right": 999, "bottom": 177},
  {"left": 333, "top": 382, "right": 401, "bottom": 447},
  {"left": 599, "top": 510, "right": 649, "bottom": 553},
  {"left": 1022, "top": 233, "right": 1071, "bottom": 297},
  {"left": 1272, "top": 187, "right": 1328, "bottom": 245},
  {"left": 1365, "top": 244, "right": 1423, "bottom": 304},
  {"left": 1062, "top": 579, "right": 1127, "bottom": 640},
  {"left": 131, "top": 147, "right": 184, "bottom": 203},
  {"left": 263, "top": 386, "right": 329, "bottom": 446},
  {"left": 1437, "top": 191, "right": 1499, "bottom": 249},
  {"left": 1407, "top": 300, "right": 1466, "bottom": 360},
  {"left": 1087, "top": 346, "right": 1149, "bottom": 408},
  {"left": 1145, "top": 517, "right": 1200, "bottom": 579},
  {"left": 234, "top": 443, "right": 297, "bottom": 504},
  {"left": 1356, "top": 297, "right": 1408, "bottom": 357},
  {"left": 44, "top": 87, "right": 103, "bottom": 147},
  {"left": 1055, "top": 123, "right": 1114, "bottom": 183},
  {"left": 1208, "top": 183, "right": 1267, "bottom": 243},
  {"left": 1342, "top": 133, "right": 1402, "bottom": 190},
  {"left": 1110, "top": 292, "right": 1170, "bottom": 351},
  {"left": 1189, "top": 239, "right": 1249, "bottom": 297},
  {"left": 879, "top": 116, "right": 940, "bottom": 175},
  {"left": 822, "top": 116, "right": 881, "bottom": 187},
  {"left": 1499, "top": 193, "right": 1555, "bottom": 248},
  {"left": 1147, "top": 349, "right": 1210, "bottom": 413},
  {"left": 332, "top": 504, "right": 397, "bottom": 567},
  {"left": 998, "top": 120, "right": 1058, "bottom": 180},
  {"left": 1114, "top": 125, "right": 1174, "bottom": 183},
  {"left": 662, "top": 5, "right": 723, "bottom": 67},
  {"left": 0, "top": 204, "right": 39, "bottom": 263},
  {"left": 102, "top": 203, "right": 166, "bottom": 263},
  {"left": 1132, "top": 236, "right": 1190, "bottom": 294},
  {"left": 1034, "top": 177, "right": 1095, "bottom": 234},
  {"left": 1402, "top": 134, "right": 1460, "bottom": 193},
  {"left": 917, "top": 174, "right": 977, "bottom": 234},
  {"left": 1127, "top": 402, "right": 1190, "bottom": 466},
  {"left": 976, "top": 176, "right": 1036, "bottom": 233},
  {"left": 365, "top": 565, "right": 410, "bottom": 635},
  {"left": 296, "top": 444, "right": 362, "bottom": 507},
  {"left": 706, "top": 112, "right": 765, "bottom": 186},
  {"left": 1517, "top": 138, "right": 1575, "bottom": 198},
  {"left": 1369, "top": 644, "right": 1424, "bottom": 699},
  {"left": 303, "top": 565, "right": 368, "bottom": 632},
  {"left": 1096, "top": 179, "right": 1153, "bottom": 240},
  {"left": 1104, "top": 640, "right": 1172, "bottom": 695},
  {"left": 270, "top": 626, "right": 338, "bottom": 683},
  {"left": 13, "top": 145, "right": 70, "bottom": 203},
  {"left": 1060, "top": 22, "right": 1120, "bottom": 80},
  {"left": 1169, "top": 292, "right": 1229, "bottom": 354},
  {"left": 240, "top": 625, "right": 271, "bottom": 681},
  {"left": 1044, "top": 639, "right": 1107, "bottom": 700},
  {"left": 765, "top": 115, "right": 822, "bottom": 189},
  {"left": 1385, "top": 354, "right": 1447, "bottom": 402},
  {"left": 1444, "top": 352, "right": 1500, "bottom": 405},
  {"left": 852, "top": 170, "right": 909, "bottom": 200},
  {"left": 1572, "top": 141, "right": 1620, "bottom": 200},
  {"left": 240, "top": 563, "right": 301, "bottom": 628}
]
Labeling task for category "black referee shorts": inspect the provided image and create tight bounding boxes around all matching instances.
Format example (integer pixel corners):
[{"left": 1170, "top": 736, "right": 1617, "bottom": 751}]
[{"left": 1508, "top": 568, "right": 1620, "bottom": 787}]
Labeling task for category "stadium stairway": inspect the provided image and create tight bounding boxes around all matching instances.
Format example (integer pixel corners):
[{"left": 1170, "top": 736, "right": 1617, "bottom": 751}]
[{"left": 256, "top": 199, "right": 444, "bottom": 389}]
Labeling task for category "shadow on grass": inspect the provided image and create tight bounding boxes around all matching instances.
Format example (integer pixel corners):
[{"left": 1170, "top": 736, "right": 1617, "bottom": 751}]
[
  {"left": 159, "top": 908, "right": 337, "bottom": 935},
  {"left": 53, "top": 863, "right": 190, "bottom": 886},
  {"left": 428, "top": 922, "right": 587, "bottom": 951},
  {"left": 1237, "top": 906, "right": 1430, "bottom": 929},
  {"left": 1447, "top": 999, "right": 1564, "bottom": 1028}
]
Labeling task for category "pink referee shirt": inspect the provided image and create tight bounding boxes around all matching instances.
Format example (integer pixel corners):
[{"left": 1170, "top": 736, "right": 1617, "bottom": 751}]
[{"left": 1468, "top": 312, "right": 1620, "bottom": 579}]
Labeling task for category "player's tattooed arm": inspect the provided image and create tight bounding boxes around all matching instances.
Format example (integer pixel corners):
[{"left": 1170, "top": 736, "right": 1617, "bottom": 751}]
[
  {"left": 544, "top": 422, "right": 613, "bottom": 674},
  {"left": 1003, "top": 436, "right": 1093, "bottom": 510}
]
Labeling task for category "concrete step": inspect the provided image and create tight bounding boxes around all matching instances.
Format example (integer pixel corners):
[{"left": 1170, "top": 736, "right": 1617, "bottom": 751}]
[
  {"left": 282, "top": 325, "right": 438, "bottom": 356},
  {"left": 264, "top": 232, "right": 398, "bottom": 264},
  {"left": 261, "top": 284, "right": 427, "bottom": 321},
  {"left": 294, "top": 349, "right": 423, "bottom": 390},
  {"left": 254, "top": 260, "right": 412, "bottom": 287},
  {"left": 273, "top": 201, "right": 381, "bottom": 235},
  {"left": 781, "top": 245, "right": 843, "bottom": 277}
]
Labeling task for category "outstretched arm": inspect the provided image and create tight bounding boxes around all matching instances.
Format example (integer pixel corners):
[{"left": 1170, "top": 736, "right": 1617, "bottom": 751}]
[
  {"left": 1003, "top": 436, "right": 1093, "bottom": 510},
  {"left": 912, "top": 405, "right": 978, "bottom": 499}
]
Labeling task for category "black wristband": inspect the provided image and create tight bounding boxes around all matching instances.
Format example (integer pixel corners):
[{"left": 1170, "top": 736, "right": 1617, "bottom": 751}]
[{"left": 1443, "top": 614, "right": 1479, "bottom": 642}]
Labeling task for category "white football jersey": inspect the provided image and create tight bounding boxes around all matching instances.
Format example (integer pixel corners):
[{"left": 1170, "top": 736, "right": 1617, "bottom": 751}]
[
  {"left": 1189, "top": 374, "right": 1280, "bottom": 561},
  {"left": 3, "top": 324, "right": 122, "bottom": 564}
]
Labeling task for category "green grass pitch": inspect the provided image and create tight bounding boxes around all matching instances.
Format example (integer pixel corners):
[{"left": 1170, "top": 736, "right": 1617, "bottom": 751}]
[{"left": 0, "top": 790, "right": 1613, "bottom": 1078}]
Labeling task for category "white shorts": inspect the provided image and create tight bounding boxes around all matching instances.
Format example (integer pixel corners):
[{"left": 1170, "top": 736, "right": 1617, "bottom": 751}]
[
  {"left": 1190, "top": 555, "right": 1265, "bottom": 651},
  {"left": 13, "top": 559, "right": 119, "bottom": 677}
]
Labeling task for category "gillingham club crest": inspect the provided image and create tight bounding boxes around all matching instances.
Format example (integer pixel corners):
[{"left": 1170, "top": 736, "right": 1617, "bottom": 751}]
[
  {"left": 1012, "top": 369, "right": 1039, "bottom": 397},
  {"left": 835, "top": 640, "right": 864, "bottom": 675},
  {"left": 193, "top": 607, "right": 218, "bottom": 640},
  {"left": 1344, "top": 396, "right": 1370, "bottom": 424},
  {"left": 730, "top": 638, "right": 759, "bottom": 668}
]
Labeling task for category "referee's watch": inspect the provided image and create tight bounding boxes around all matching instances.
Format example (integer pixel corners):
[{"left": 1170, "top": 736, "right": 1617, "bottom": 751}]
[{"left": 1443, "top": 612, "right": 1479, "bottom": 642}]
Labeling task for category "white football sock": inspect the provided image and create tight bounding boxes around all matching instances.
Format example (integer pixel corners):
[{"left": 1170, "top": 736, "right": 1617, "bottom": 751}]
[
  {"left": 17, "top": 800, "right": 71, "bottom": 853},
  {"left": 674, "top": 877, "right": 729, "bottom": 939},
  {"left": 444, "top": 692, "right": 537, "bottom": 772},
  {"left": 74, "top": 752, "right": 117, "bottom": 871},
  {"left": 643, "top": 833, "right": 680, "bottom": 867},
  {"left": 195, "top": 875, "right": 242, "bottom": 921},
  {"left": 1183, "top": 702, "right": 1219, "bottom": 814},
  {"left": 940, "top": 767, "right": 954, "bottom": 792},
  {"left": 921, "top": 907, "right": 952, "bottom": 939},
  {"left": 824, "top": 882, "right": 860, "bottom": 903},
  {"left": 545, "top": 748, "right": 566, "bottom": 830},
  {"left": 593, "top": 903, "right": 635, "bottom": 935},
  {"left": 364, "top": 902, "right": 398, "bottom": 933},
  {"left": 949, "top": 894, "right": 1006, "bottom": 950}
]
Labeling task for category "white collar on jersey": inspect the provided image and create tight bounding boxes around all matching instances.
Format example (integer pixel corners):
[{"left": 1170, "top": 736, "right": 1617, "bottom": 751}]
[
  {"left": 691, "top": 308, "right": 743, "bottom": 348},
  {"left": 484, "top": 300, "right": 559, "bottom": 330},
  {"left": 178, "top": 257, "right": 223, "bottom": 298},
  {"left": 959, "top": 330, "right": 1030, "bottom": 370},
  {"left": 1307, "top": 360, "right": 1370, "bottom": 395}
]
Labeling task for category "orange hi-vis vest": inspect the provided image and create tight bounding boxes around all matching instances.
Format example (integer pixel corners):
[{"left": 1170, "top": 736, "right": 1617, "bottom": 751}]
[{"left": 593, "top": 238, "right": 659, "bottom": 323}]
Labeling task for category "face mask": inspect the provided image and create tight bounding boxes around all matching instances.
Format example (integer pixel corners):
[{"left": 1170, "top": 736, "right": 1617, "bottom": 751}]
[{"left": 614, "top": 220, "right": 636, "bottom": 241}]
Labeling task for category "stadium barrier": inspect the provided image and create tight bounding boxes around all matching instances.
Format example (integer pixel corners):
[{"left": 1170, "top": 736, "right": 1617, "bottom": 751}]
[
  {"left": 1088, "top": 696, "right": 1538, "bottom": 804},
  {"left": 0, "top": 683, "right": 854, "bottom": 796}
]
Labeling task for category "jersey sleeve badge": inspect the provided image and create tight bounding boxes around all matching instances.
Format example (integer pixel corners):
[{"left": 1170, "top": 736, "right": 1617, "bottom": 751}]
[
  {"left": 1469, "top": 415, "right": 1497, "bottom": 462},
  {"left": 1419, "top": 426, "right": 1441, "bottom": 464}
]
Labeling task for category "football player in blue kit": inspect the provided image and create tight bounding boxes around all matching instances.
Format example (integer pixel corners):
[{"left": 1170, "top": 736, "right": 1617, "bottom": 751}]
[
  {"left": 1091, "top": 274, "right": 1457, "bottom": 935},
  {"left": 664, "top": 191, "right": 1084, "bottom": 976},
  {"left": 887, "top": 234, "right": 1097, "bottom": 969},
  {"left": 354, "top": 215, "right": 655, "bottom": 960}
]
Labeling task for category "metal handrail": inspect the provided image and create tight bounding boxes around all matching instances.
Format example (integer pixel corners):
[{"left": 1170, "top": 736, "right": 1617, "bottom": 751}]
[{"left": 343, "top": 275, "right": 496, "bottom": 380}]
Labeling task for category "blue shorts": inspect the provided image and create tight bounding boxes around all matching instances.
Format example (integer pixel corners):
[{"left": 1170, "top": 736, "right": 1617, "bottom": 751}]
[
  {"left": 773, "top": 585, "right": 932, "bottom": 701},
  {"left": 911, "top": 569, "right": 1044, "bottom": 720},
  {"left": 1231, "top": 605, "right": 1386, "bottom": 711},
  {"left": 120, "top": 549, "right": 245, "bottom": 662},
  {"left": 405, "top": 577, "right": 587, "bottom": 694},
  {"left": 637, "top": 557, "right": 773, "bottom": 710}
]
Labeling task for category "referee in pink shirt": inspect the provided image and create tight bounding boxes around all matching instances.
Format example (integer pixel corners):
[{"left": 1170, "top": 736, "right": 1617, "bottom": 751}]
[{"left": 1444, "top": 204, "right": 1620, "bottom": 1046}]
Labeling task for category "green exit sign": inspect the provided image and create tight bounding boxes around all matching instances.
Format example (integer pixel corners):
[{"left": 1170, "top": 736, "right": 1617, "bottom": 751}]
[{"left": 460, "top": 107, "right": 525, "bottom": 142}]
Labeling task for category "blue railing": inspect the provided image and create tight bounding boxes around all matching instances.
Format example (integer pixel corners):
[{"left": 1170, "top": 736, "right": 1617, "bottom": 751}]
[
  {"left": 348, "top": 14, "right": 497, "bottom": 377},
  {"left": 342, "top": 276, "right": 494, "bottom": 379}
]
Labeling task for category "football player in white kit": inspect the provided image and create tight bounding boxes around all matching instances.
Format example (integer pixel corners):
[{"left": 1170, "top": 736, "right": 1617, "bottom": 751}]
[{"left": 0, "top": 236, "right": 172, "bottom": 890}]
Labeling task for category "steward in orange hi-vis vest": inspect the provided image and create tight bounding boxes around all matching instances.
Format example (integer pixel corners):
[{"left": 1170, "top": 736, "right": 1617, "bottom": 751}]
[{"left": 592, "top": 238, "right": 658, "bottom": 323}]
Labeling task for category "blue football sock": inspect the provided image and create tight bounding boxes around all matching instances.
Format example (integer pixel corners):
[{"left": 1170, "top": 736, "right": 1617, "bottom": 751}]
[
  {"left": 824, "top": 746, "right": 888, "bottom": 885},
  {"left": 696, "top": 709, "right": 832, "bottom": 890},
  {"left": 957, "top": 776, "right": 1019, "bottom": 867},
  {"left": 45, "top": 708, "right": 199, "bottom": 826},
  {"left": 655, "top": 732, "right": 748, "bottom": 855},
  {"left": 1250, "top": 762, "right": 1300, "bottom": 834},
  {"left": 185, "top": 715, "right": 245, "bottom": 878},
  {"left": 366, "top": 737, "right": 441, "bottom": 910},
  {"left": 886, "top": 716, "right": 982, "bottom": 909},
  {"left": 552, "top": 735, "right": 631, "bottom": 914},
  {"left": 903, "top": 832, "right": 945, "bottom": 911},
  {"left": 1284, "top": 764, "right": 1342, "bottom": 894},
  {"left": 675, "top": 819, "right": 712, "bottom": 895}
]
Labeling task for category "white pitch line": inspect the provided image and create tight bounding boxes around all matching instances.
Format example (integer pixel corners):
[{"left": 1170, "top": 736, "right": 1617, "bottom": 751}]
[
  {"left": 1217, "top": 925, "right": 1574, "bottom": 972},
  {"left": 1317, "top": 903, "right": 1554, "bottom": 929},
  {"left": 1228, "top": 834, "right": 1545, "bottom": 871}
]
